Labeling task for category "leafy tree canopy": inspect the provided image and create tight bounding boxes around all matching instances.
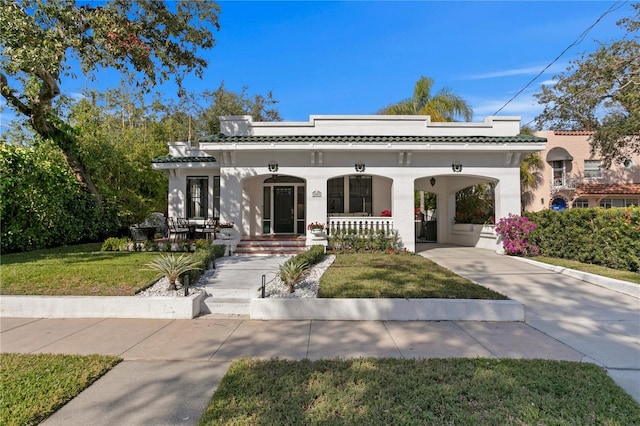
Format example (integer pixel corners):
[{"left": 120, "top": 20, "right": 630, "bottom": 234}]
[
  {"left": 378, "top": 76, "right": 473, "bottom": 122},
  {"left": 0, "top": 0, "right": 220, "bottom": 201},
  {"left": 534, "top": 3, "right": 639, "bottom": 167},
  {"left": 200, "top": 82, "right": 282, "bottom": 136}
]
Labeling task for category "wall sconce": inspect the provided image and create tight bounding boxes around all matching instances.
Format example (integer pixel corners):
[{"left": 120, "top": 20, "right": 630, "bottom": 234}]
[
  {"left": 430, "top": 177, "right": 436, "bottom": 187},
  {"left": 355, "top": 162, "right": 366, "bottom": 173},
  {"left": 268, "top": 161, "right": 279, "bottom": 173},
  {"left": 452, "top": 162, "right": 463, "bottom": 173}
]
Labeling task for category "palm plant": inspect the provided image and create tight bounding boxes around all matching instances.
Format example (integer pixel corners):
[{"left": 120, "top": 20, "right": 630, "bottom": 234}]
[
  {"left": 378, "top": 76, "right": 473, "bottom": 122},
  {"left": 279, "top": 259, "right": 309, "bottom": 293},
  {"left": 144, "top": 253, "right": 203, "bottom": 291},
  {"left": 520, "top": 152, "right": 545, "bottom": 210}
]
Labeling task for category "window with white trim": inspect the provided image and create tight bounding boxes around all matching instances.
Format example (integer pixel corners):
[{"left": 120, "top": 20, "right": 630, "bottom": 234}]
[
  {"left": 573, "top": 198, "right": 589, "bottom": 208},
  {"left": 584, "top": 160, "right": 602, "bottom": 178},
  {"left": 599, "top": 198, "right": 639, "bottom": 208},
  {"left": 187, "top": 176, "right": 208, "bottom": 218}
]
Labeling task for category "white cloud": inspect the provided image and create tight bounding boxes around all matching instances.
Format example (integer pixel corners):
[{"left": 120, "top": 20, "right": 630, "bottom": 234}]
[
  {"left": 463, "top": 63, "right": 566, "bottom": 80},
  {"left": 471, "top": 94, "right": 543, "bottom": 127}
]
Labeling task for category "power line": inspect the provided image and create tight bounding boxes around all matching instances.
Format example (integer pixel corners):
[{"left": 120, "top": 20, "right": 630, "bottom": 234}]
[{"left": 493, "top": 0, "right": 627, "bottom": 116}]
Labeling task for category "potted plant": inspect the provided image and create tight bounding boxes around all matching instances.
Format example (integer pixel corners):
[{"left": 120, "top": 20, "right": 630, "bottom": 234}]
[
  {"left": 380, "top": 210, "right": 392, "bottom": 217},
  {"left": 307, "top": 222, "right": 325, "bottom": 236}
]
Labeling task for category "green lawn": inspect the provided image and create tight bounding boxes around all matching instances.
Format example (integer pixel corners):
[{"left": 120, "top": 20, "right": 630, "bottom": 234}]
[
  {"left": 531, "top": 256, "right": 640, "bottom": 284},
  {"left": 199, "top": 357, "right": 640, "bottom": 425},
  {"left": 0, "top": 353, "right": 121, "bottom": 426},
  {"left": 319, "top": 252, "right": 507, "bottom": 299},
  {"left": 0, "top": 243, "right": 160, "bottom": 296}
]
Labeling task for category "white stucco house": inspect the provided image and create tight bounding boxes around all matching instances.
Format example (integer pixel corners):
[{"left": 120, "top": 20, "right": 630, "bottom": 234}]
[{"left": 151, "top": 115, "right": 546, "bottom": 253}]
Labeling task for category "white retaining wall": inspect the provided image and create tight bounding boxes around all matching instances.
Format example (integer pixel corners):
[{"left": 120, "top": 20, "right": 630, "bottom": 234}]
[
  {"left": 250, "top": 298, "right": 524, "bottom": 321},
  {"left": 0, "top": 293, "right": 204, "bottom": 319}
]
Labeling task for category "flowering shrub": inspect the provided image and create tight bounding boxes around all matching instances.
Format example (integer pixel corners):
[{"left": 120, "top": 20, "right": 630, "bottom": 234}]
[
  {"left": 380, "top": 210, "right": 392, "bottom": 217},
  {"left": 307, "top": 222, "right": 325, "bottom": 231},
  {"left": 495, "top": 214, "right": 539, "bottom": 256}
]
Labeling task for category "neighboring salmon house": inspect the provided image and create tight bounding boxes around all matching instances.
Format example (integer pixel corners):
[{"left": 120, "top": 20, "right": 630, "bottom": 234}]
[{"left": 151, "top": 115, "right": 547, "bottom": 253}]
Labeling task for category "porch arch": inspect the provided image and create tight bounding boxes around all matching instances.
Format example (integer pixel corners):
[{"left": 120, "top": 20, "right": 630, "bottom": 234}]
[
  {"left": 241, "top": 173, "right": 307, "bottom": 237},
  {"left": 325, "top": 173, "right": 393, "bottom": 217}
]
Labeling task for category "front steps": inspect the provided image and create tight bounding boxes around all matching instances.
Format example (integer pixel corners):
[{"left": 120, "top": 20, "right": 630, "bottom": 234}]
[
  {"left": 234, "top": 236, "right": 307, "bottom": 255},
  {"left": 200, "top": 296, "right": 250, "bottom": 316}
]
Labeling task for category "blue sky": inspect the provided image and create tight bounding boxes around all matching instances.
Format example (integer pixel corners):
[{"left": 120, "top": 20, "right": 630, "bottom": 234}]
[{"left": 0, "top": 1, "right": 634, "bottom": 133}]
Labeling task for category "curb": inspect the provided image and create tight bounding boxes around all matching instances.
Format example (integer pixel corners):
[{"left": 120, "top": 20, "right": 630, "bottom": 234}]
[{"left": 511, "top": 257, "right": 640, "bottom": 299}]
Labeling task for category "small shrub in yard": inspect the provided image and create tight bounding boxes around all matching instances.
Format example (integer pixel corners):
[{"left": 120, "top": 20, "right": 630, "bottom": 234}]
[
  {"left": 101, "top": 237, "right": 132, "bottom": 251},
  {"left": 143, "top": 253, "right": 203, "bottom": 291},
  {"left": 329, "top": 229, "right": 401, "bottom": 253},
  {"left": 495, "top": 214, "right": 539, "bottom": 256},
  {"left": 296, "top": 244, "right": 325, "bottom": 266},
  {"left": 279, "top": 259, "right": 309, "bottom": 293}
]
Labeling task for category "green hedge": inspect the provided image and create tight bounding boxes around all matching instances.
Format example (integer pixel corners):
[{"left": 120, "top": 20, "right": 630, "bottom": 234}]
[
  {"left": 0, "top": 143, "right": 118, "bottom": 254},
  {"left": 525, "top": 208, "right": 640, "bottom": 272},
  {"left": 293, "top": 244, "right": 326, "bottom": 266},
  {"left": 328, "top": 229, "right": 401, "bottom": 252},
  {"left": 185, "top": 243, "right": 226, "bottom": 286}
]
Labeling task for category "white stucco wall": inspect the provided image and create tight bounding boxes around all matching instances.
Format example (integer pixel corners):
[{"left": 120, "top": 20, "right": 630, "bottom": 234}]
[{"left": 154, "top": 115, "right": 545, "bottom": 253}]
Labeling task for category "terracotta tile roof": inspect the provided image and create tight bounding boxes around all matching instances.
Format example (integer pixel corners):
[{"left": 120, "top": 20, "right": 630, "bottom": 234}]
[
  {"left": 576, "top": 183, "right": 640, "bottom": 195},
  {"left": 199, "top": 134, "right": 546, "bottom": 144},
  {"left": 553, "top": 131, "right": 595, "bottom": 136}
]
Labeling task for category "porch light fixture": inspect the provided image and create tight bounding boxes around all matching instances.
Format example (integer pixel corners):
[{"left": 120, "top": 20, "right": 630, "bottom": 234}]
[
  {"left": 268, "top": 161, "right": 279, "bottom": 173},
  {"left": 452, "top": 162, "right": 463, "bottom": 173},
  {"left": 430, "top": 177, "right": 436, "bottom": 187},
  {"left": 355, "top": 162, "right": 366, "bottom": 173}
]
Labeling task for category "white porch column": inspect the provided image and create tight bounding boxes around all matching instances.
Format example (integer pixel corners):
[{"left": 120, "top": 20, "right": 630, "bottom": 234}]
[
  {"left": 305, "top": 175, "right": 328, "bottom": 229},
  {"left": 494, "top": 169, "right": 521, "bottom": 221},
  {"left": 220, "top": 169, "right": 242, "bottom": 235},
  {"left": 393, "top": 176, "right": 416, "bottom": 252},
  {"left": 167, "top": 171, "right": 184, "bottom": 219},
  {"left": 494, "top": 168, "right": 522, "bottom": 253}
]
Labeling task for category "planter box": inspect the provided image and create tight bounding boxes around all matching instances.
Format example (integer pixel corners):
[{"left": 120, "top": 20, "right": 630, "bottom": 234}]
[
  {"left": 451, "top": 224, "right": 496, "bottom": 250},
  {"left": 250, "top": 298, "right": 524, "bottom": 321},
  {"left": 0, "top": 293, "right": 204, "bottom": 319}
]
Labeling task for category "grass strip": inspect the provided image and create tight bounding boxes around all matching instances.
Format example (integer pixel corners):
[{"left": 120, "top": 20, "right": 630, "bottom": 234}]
[
  {"left": 1, "top": 353, "right": 121, "bottom": 426},
  {"left": 531, "top": 256, "right": 640, "bottom": 284},
  {"left": 0, "top": 243, "right": 160, "bottom": 296},
  {"left": 199, "top": 358, "right": 640, "bottom": 425},
  {"left": 318, "top": 252, "right": 506, "bottom": 299}
]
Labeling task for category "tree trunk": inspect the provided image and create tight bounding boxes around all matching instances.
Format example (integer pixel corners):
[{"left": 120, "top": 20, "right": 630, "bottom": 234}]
[
  {"left": 168, "top": 278, "right": 177, "bottom": 291},
  {"left": 1, "top": 71, "right": 103, "bottom": 205}
]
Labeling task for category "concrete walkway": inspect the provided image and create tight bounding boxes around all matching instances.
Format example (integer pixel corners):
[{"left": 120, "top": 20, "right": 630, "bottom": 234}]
[
  {"left": 419, "top": 245, "right": 640, "bottom": 403},
  {"left": 1, "top": 246, "right": 639, "bottom": 425}
]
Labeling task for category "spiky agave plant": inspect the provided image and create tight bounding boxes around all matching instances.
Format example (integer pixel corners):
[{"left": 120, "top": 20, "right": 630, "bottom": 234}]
[
  {"left": 144, "top": 253, "right": 203, "bottom": 291},
  {"left": 279, "top": 259, "right": 308, "bottom": 293}
]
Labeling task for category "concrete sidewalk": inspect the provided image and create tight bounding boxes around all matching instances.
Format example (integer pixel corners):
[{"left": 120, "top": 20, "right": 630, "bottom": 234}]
[
  {"left": 2, "top": 317, "right": 585, "bottom": 425},
  {"left": 2, "top": 246, "right": 639, "bottom": 424}
]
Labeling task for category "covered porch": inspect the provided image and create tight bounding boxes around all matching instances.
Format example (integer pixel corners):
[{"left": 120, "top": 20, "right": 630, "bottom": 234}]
[{"left": 152, "top": 115, "right": 546, "bottom": 253}]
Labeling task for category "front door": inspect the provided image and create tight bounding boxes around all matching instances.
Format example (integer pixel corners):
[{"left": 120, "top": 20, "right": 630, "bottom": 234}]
[{"left": 274, "top": 186, "right": 294, "bottom": 233}]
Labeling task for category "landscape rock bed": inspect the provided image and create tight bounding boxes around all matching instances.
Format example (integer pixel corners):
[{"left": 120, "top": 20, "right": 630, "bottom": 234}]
[
  {"left": 262, "top": 255, "right": 335, "bottom": 298},
  {"left": 136, "top": 268, "right": 216, "bottom": 297}
]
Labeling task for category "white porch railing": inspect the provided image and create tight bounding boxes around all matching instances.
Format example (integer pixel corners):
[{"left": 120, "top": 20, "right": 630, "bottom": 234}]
[{"left": 327, "top": 216, "right": 394, "bottom": 236}]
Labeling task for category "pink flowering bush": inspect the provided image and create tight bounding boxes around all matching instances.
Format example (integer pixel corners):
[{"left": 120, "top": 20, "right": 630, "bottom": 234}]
[{"left": 495, "top": 214, "right": 540, "bottom": 256}]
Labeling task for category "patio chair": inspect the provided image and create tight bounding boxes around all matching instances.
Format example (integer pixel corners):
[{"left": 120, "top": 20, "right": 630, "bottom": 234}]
[
  {"left": 167, "top": 217, "right": 189, "bottom": 242},
  {"left": 197, "top": 217, "right": 219, "bottom": 240}
]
